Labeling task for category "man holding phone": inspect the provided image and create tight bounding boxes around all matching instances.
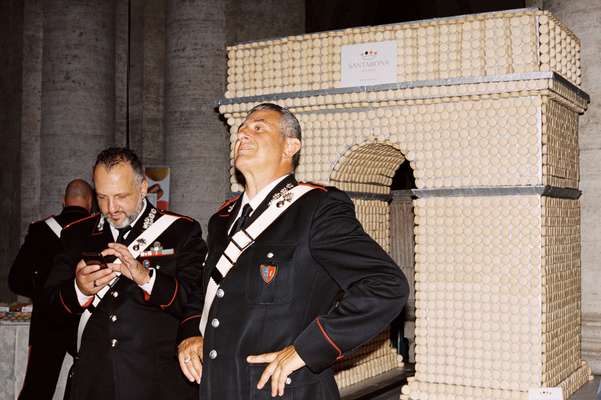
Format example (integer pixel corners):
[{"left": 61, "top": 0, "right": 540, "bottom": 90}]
[{"left": 46, "top": 148, "right": 207, "bottom": 400}]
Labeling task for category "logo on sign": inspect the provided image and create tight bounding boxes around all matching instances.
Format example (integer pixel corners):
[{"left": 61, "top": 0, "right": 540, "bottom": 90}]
[
  {"left": 361, "top": 50, "right": 378, "bottom": 60},
  {"left": 341, "top": 40, "right": 397, "bottom": 87}
]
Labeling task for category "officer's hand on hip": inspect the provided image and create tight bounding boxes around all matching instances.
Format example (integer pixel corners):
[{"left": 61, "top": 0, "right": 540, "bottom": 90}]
[
  {"left": 75, "top": 259, "right": 116, "bottom": 296},
  {"left": 247, "top": 345, "right": 306, "bottom": 397},
  {"left": 178, "top": 336, "right": 204, "bottom": 384},
  {"left": 103, "top": 243, "right": 150, "bottom": 286}
]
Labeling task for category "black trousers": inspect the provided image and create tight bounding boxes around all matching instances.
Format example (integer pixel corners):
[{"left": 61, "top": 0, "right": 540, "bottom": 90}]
[{"left": 18, "top": 339, "right": 69, "bottom": 400}]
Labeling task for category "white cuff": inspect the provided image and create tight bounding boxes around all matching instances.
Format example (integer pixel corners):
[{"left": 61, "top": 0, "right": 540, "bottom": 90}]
[
  {"left": 74, "top": 280, "right": 93, "bottom": 306},
  {"left": 139, "top": 268, "right": 156, "bottom": 294}
]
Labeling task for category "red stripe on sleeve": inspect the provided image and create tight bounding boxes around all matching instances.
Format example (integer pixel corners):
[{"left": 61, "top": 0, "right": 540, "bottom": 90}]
[
  {"left": 316, "top": 318, "right": 343, "bottom": 359},
  {"left": 160, "top": 278, "right": 179, "bottom": 310},
  {"left": 180, "top": 314, "right": 201, "bottom": 325},
  {"left": 59, "top": 290, "right": 73, "bottom": 314}
]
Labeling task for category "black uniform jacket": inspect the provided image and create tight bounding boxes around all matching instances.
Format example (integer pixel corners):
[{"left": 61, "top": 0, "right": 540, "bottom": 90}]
[
  {"left": 45, "top": 202, "right": 207, "bottom": 400},
  {"left": 179, "top": 175, "right": 409, "bottom": 400},
  {"left": 9, "top": 206, "right": 89, "bottom": 400}
]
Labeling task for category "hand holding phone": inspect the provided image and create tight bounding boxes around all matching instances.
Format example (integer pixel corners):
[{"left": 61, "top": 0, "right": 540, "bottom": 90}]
[
  {"left": 81, "top": 252, "right": 108, "bottom": 269},
  {"left": 76, "top": 253, "right": 118, "bottom": 295}
]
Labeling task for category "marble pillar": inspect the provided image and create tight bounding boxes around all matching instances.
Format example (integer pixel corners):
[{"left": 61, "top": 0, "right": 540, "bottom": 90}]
[
  {"left": 128, "top": 0, "right": 166, "bottom": 165},
  {"left": 114, "top": 0, "right": 128, "bottom": 148},
  {"left": 0, "top": 0, "right": 24, "bottom": 300},
  {"left": 141, "top": 0, "right": 167, "bottom": 165},
  {"left": 20, "top": 0, "right": 43, "bottom": 240},
  {"left": 40, "top": 0, "right": 116, "bottom": 216},
  {"left": 165, "top": 0, "right": 228, "bottom": 227}
]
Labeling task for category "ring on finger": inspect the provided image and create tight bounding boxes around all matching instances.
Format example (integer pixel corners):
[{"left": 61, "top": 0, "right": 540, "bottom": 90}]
[
  {"left": 184, "top": 355, "right": 191, "bottom": 363},
  {"left": 286, "top": 377, "right": 291, "bottom": 385}
]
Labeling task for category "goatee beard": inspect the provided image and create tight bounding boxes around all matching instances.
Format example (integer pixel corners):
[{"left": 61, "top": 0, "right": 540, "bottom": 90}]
[{"left": 106, "top": 197, "right": 145, "bottom": 229}]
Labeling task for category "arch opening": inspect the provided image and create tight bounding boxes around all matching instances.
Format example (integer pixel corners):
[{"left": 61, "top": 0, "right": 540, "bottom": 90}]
[
  {"left": 330, "top": 142, "right": 408, "bottom": 195},
  {"left": 330, "top": 141, "right": 418, "bottom": 378}
]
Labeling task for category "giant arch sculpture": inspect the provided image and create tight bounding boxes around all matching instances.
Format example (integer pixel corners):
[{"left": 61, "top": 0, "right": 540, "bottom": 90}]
[{"left": 218, "top": 9, "right": 591, "bottom": 399}]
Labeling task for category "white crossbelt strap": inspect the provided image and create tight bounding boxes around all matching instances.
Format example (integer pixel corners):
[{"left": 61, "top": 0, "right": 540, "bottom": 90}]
[
  {"left": 200, "top": 185, "right": 316, "bottom": 335},
  {"left": 77, "top": 214, "right": 180, "bottom": 351},
  {"left": 45, "top": 217, "right": 62, "bottom": 238}
]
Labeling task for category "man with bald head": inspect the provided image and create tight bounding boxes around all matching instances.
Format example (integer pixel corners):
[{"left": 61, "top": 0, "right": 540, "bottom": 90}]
[{"left": 10, "top": 179, "right": 94, "bottom": 400}]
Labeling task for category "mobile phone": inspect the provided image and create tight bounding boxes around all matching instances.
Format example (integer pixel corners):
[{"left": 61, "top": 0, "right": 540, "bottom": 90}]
[{"left": 81, "top": 252, "right": 108, "bottom": 269}]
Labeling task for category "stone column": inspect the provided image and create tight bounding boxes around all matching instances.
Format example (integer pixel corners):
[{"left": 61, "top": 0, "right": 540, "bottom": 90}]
[
  {"left": 141, "top": 0, "right": 166, "bottom": 165},
  {"left": 20, "top": 0, "right": 43, "bottom": 239},
  {"left": 114, "top": 0, "right": 128, "bottom": 148},
  {"left": 165, "top": 0, "right": 228, "bottom": 227},
  {"left": 0, "top": 0, "right": 24, "bottom": 300},
  {"left": 542, "top": 0, "right": 601, "bottom": 374},
  {"left": 40, "top": 0, "right": 116, "bottom": 216},
  {"left": 128, "top": 0, "right": 166, "bottom": 165}
]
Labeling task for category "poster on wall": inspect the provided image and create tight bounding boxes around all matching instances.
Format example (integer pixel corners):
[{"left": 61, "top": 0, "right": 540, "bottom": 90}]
[
  {"left": 340, "top": 40, "right": 397, "bottom": 87},
  {"left": 145, "top": 166, "right": 170, "bottom": 210}
]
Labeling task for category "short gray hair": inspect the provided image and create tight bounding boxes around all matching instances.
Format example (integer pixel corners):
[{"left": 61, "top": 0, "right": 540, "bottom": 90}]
[
  {"left": 247, "top": 103, "right": 302, "bottom": 169},
  {"left": 94, "top": 147, "right": 145, "bottom": 184}
]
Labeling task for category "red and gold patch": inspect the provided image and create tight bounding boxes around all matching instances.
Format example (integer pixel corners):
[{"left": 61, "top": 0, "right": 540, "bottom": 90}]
[{"left": 259, "top": 264, "right": 278, "bottom": 284}]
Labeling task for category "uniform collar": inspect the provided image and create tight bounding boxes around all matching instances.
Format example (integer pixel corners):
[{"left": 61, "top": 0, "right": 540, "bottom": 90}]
[
  {"left": 228, "top": 174, "right": 297, "bottom": 233},
  {"left": 239, "top": 174, "right": 290, "bottom": 217}
]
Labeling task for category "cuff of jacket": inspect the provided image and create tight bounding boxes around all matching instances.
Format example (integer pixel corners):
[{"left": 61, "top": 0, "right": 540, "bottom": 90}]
[
  {"left": 178, "top": 314, "right": 202, "bottom": 343},
  {"left": 147, "top": 271, "right": 178, "bottom": 310},
  {"left": 59, "top": 280, "right": 86, "bottom": 315},
  {"left": 294, "top": 318, "right": 343, "bottom": 373}
]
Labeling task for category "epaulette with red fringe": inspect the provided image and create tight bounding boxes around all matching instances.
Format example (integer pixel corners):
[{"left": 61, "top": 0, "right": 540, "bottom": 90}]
[
  {"left": 299, "top": 181, "right": 328, "bottom": 192},
  {"left": 62, "top": 213, "right": 100, "bottom": 231},
  {"left": 216, "top": 194, "right": 241, "bottom": 213}
]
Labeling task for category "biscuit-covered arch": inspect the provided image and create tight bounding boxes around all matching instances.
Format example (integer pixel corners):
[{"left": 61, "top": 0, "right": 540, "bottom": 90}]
[
  {"left": 331, "top": 141, "right": 406, "bottom": 194},
  {"left": 218, "top": 8, "right": 591, "bottom": 400}
]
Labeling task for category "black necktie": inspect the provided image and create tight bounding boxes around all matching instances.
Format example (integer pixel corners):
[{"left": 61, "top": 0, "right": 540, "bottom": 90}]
[
  {"left": 116, "top": 226, "right": 132, "bottom": 244},
  {"left": 230, "top": 204, "right": 253, "bottom": 237}
]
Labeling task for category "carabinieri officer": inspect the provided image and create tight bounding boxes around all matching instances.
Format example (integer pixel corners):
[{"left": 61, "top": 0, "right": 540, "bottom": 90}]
[
  {"left": 178, "top": 103, "right": 409, "bottom": 400},
  {"left": 46, "top": 148, "right": 206, "bottom": 400}
]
